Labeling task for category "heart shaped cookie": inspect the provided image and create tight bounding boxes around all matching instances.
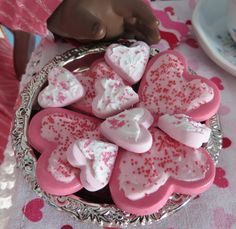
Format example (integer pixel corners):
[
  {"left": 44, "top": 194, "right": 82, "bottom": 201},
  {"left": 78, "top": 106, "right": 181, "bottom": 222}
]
[
  {"left": 138, "top": 50, "right": 220, "bottom": 122},
  {"left": 109, "top": 128, "right": 215, "bottom": 215},
  {"left": 105, "top": 41, "right": 150, "bottom": 84},
  {"left": 157, "top": 114, "right": 211, "bottom": 148},
  {"left": 28, "top": 108, "right": 102, "bottom": 195},
  {"left": 38, "top": 67, "right": 85, "bottom": 108},
  {"left": 100, "top": 108, "right": 154, "bottom": 153},
  {"left": 66, "top": 139, "right": 118, "bottom": 191},
  {"left": 92, "top": 78, "right": 139, "bottom": 119},
  {"left": 71, "top": 59, "right": 123, "bottom": 115}
]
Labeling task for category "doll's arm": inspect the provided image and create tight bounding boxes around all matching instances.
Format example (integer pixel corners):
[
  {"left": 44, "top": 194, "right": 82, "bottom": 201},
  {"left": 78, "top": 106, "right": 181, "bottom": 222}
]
[{"left": 13, "top": 31, "right": 35, "bottom": 80}]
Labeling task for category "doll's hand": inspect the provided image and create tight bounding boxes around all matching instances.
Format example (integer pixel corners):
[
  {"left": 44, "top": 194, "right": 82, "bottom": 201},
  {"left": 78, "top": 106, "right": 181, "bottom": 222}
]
[
  {"left": 47, "top": 0, "right": 160, "bottom": 44},
  {"left": 111, "top": 0, "right": 160, "bottom": 44}
]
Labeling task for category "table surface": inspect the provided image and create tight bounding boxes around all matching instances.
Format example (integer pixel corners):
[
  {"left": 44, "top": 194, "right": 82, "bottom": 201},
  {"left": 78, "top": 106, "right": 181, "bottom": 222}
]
[{"left": 1, "top": 1, "right": 236, "bottom": 229}]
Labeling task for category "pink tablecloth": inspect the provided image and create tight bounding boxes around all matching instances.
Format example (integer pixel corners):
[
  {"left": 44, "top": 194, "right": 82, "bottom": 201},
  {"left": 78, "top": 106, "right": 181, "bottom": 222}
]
[{"left": 2, "top": 1, "right": 236, "bottom": 229}]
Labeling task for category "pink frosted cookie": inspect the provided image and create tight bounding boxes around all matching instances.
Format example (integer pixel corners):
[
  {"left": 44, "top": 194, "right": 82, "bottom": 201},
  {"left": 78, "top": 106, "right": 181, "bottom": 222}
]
[
  {"left": 71, "top": 59, "right": 123, "bottom": 115},
  {"left": 28, "top": 108, "right": 102, "bottom": 195},
  {"left": 109, "top": 128, "right": 215, "bottom": 216},
  {"left": 92, "top": 78, "right": 139, "bottom": 119},
  {"left": 105, "top": 41, "right": 150, "bottom": 84},
  {"left": 100, "top": 108, "right": 154, "bottom": 153},
  {"left": 157, "top": 114, "right": 211, "bottom": 149},
  {"left": 138, "top": 50, "right": 221, "bottom": 122},
  {"left": 66, "top": 139, "right": 118, "bottom": 191},
  {"left": 38, "top": 67, "right": 85, "bottom": 108}
]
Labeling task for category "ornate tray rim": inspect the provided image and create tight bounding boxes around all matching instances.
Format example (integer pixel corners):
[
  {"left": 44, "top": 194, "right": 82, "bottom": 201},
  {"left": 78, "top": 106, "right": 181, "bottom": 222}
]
[{"left": 11, "top": 43, "right": 222, "bottom": 228}]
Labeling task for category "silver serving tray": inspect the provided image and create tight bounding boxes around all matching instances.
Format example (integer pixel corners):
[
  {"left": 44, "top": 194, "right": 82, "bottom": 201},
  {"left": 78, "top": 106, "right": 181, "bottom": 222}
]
[{"left": 11, "top": 44, "right": 222, "bottom": 228}]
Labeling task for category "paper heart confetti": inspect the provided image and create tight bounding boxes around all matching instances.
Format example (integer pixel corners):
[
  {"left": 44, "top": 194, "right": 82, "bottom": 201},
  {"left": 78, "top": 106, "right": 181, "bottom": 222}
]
[
  {"left": 214, "top": 167, "right": 229, "bottom": 188},
  {"left": 100, "top": 108, "right": 154, "bottom": 153},
  {"left": 157, "top": 114, "right": 211, "bottom": 148},
  {"left": 210, "top": 77, "right": 224, "bottom": 90},
  {"left": 109, "top": 128, "right": 215, "bottom": 215},
  {"left": 71, "top": 59, "right": 123, "bottom": 115},
  {"left": 67, "top": 139, "right": 118, "bottom": 191},
  {"left": 38, "top": 67, "right": 85, "bottom": 108},
  {"left": 138, "top": 50, "right": 220, "bottom": 122},
  {"left": 22, "top": 198, "right": 44, "bottom": 222},
  {"left": 92, "top": 78, "right": 139, "bottom": 119},
  {"left": 105, "top": 41, "right": 150, "bottom": 84},
  {"left": 28, "top": 108, "right": 102, "bottom": 195},
  {"left": 61, "top": 225, "right": 73, "bottom": 229},
  {"left": 222, "top": 137, "right": 232, "bottom": 148}
]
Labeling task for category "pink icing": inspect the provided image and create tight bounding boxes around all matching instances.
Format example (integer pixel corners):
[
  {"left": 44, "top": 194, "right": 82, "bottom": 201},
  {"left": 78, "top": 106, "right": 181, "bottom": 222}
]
[
  {"left": 109, "top": 127, "right": 215, "bottom": 215},
  {"left": 28, "top": 108, "right": 102, "bottom": 195},
  {"left": 138, "top": 50, "right": 220, "bottom": 122},
  {"left": 48, "top": 151, "right": 77, "bottom": 183},
  {"left": 118, "top": 128, "right": 210, "bottom": 200},
  {"left": 40, "top": 112, "right": 101, "bottom": 183}
]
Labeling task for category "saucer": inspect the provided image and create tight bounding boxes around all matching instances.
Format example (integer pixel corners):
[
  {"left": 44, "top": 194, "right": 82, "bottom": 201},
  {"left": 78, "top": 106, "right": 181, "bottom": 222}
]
[{"left": 192, "top": 0, "right": 236, "bottom": 77}]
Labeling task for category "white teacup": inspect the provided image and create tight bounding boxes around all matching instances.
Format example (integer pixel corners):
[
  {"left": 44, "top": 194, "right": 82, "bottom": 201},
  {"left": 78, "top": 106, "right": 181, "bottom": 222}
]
[{"left": 227, "top": 0, "right": 236, "bottom": 42}]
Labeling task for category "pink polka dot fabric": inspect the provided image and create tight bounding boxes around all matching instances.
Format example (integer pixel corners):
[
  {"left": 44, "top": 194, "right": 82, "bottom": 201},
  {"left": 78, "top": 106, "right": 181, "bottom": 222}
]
[{"left": 2, "top": 1, "right": 236, "bottom": 229}]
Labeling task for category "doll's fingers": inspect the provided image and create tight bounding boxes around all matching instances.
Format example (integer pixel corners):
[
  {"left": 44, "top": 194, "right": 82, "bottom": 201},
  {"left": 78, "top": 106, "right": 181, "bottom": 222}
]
[
  {"left": 113, "top": 0, "right": 158, "bottom": 29},
  {"left": 133, "top": 31, "right": 146, "bottom": 42},
  {"left": 122, "top": 31, "right": 145, "bottom": 41},
  {"left": 124, "top": 18, "right": 160, "bottom": 44},
  {"left": 124, "top": 20, "right": 145, "bottom": 41},
  {"left": 136, "top": 20, "right": 161, "bottom": 44},
  {"left": 48, "top": 1, "right": 106, "bottom": 41},
  {"left": 132, "top": 3, "right": 160, "bottom": 44},
  {"left": 122, "top": 33, "right": 136, "bottom": 40},
  {"left": 125, "top": 17, "right": 137, "bottom": 26},
  {"left": 123, "top": 29, "right": 149, "bottom": 44},
  {"left": 123, "top": 0, "right": 160, "bottom": 44},
  {"left": 130, "top": 0, "right": 159, "bottom": 29},
  {"left": 68, "top": 7, "right": 106, "bottom": 40}
]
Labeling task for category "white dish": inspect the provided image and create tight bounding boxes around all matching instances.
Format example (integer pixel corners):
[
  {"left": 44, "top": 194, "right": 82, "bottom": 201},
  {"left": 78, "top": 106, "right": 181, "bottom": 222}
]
[{"left": 192, "top": 0, "right": 236, "bottom": 77}]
